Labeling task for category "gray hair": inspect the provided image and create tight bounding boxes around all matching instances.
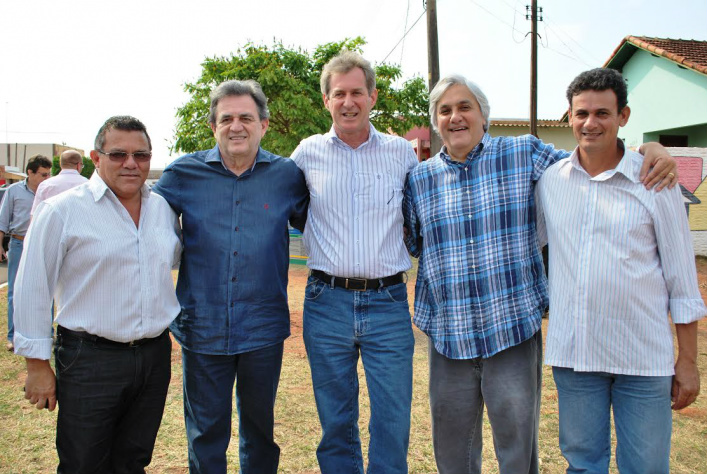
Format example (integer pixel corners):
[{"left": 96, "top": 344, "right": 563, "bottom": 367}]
[
  {"left": 429, "top": 75, "right": 491, "bottom": 134},
  {"left": 320, "top": 51, "right": 376, "bottom": 97},
  {"left": 208, "top": 80, "right": 270, "bottom": 124}
]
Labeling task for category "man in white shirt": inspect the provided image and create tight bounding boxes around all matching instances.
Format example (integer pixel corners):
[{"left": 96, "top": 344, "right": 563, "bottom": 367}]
[
  {"left": 30, "top": 149, "right": 88, "bottom": 216},
  {"left": 291, "top": 51, "right": 417, "bottom": 474},
  {"left": 13, "top": 116, "right": 182, "bottom": 473},
  {"left": 537, "top": 68, "right": 705, "bottom": 474}
]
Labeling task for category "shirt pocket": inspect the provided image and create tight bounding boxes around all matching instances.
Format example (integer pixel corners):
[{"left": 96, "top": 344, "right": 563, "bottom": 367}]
[{"left": 358, "top": 172, "right": 402, "bottom": 209}]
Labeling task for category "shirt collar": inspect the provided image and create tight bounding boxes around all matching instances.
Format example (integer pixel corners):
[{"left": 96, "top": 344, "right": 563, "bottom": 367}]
[
  {"left": 439, "top": 132, "right": 490, "bottom": 164},
  {"left": 87, "top": 172, "right": 151, "bottom": 202},
  {"left": 59, "top": 169, "right": 81, "bottom": 175},
  {"left": 207, "top": 145, "right": 271, "bottom": 173},
  {"left": 566, "top": 143, "right": 638, "bottom": 183},
  {"left": 325, "top": 123, "right": 380, "bottom": 149}
]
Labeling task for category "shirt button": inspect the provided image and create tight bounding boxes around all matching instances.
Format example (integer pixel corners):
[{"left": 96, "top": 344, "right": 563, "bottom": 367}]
[
  {"left": 233, "top": 251, "right": 238, "bottom": 256},
  {"left": 231, "top": 277, "right": 237, "bottom": 282},
  {"left": 469, "top": 239, "right": 474, "bottom": 244},
  {"left": 230, "top": 301, "right": 235, "bottom": 307},
  {"left": 235, "top": 226, "right": 239, "bottom": 231},
  {"left": 236, "top": 201, "right": 240, "bottom": 205},
  {"left": 471, "top": 265, "right": 476, "bottom": 269}
]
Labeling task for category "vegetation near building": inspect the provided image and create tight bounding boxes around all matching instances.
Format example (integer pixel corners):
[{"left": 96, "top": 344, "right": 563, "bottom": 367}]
[{"left": 172, "top": 37, "right": 429, "bottom": 157}]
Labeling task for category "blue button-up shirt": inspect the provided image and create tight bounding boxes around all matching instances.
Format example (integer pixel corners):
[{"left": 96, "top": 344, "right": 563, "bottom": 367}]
[
  {"left": 0, "top": 180, "right": 35, "bottom": 236},
  {"left": 153, "top": 146, "right": 308, "bottom": 355},
  {"left": 403, "top": 133, "right": 568, "bottom": 359}
]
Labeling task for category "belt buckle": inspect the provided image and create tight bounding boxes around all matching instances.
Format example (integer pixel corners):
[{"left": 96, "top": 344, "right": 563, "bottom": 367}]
[
  {"left": 345, "top": 277, "right": 367, "bottom": 291},
  {"left": 128, "top": 340, "right": 138, "bottom": 347}
]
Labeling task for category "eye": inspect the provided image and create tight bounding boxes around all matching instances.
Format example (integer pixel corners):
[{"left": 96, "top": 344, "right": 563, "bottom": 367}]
[
  {"left": 133, "top": 152, "right": 152, "bottom": 161},
  {"left": 108, "top": 152, "right": 128, "bottom": 160}
]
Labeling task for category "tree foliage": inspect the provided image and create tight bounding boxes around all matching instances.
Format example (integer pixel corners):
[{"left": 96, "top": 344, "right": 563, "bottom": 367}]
[
  {"left": 172, "top": 38, "right": 429, "bottom": 157},
  {"left": 51, "top": 156, "right": 95, "bottom": 179}
]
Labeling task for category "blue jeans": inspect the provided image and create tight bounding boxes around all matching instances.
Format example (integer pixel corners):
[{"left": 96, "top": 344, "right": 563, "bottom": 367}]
[
  {"left": 55, "top": 328, "right": 171, "bottom": 473},
  {"left": 303, "top": 276, "right": 414, "bottom": 474},
  {"left": 181, "top": 343, "right": 283, "bottom": 474},
  {"left": 6, "top": 236, "right": 22, "bottom": 342},
  {"left": 553, "top": 367, "right": 672, "bottom": 474},
  {"left": 428, "top": 330, "right": 543, "bottom": 474}
]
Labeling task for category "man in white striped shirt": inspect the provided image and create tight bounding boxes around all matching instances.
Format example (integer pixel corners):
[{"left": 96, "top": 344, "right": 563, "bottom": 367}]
[
  {"left": 13, "top": 116, "right": 182, "bottom": 473},
  {"left": 536, "top": 68, "right": 705, "bottom": 474},
  {"left": 291, "top": 51, "right": 417, "bottom": 474}
]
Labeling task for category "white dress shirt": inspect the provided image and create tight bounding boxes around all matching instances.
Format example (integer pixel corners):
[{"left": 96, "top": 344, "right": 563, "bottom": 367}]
[
  {"left": 31, "top": 169, "right": 88, "bottom": 216},
  {"left": 291, "top": 125, "right": 418, "bottom": 278},
  {"left": 13, "top": 174, "right": 182, "bottom": 360},
  {"left": 536, "top": 148, "right": 706, "bottom": 376}
]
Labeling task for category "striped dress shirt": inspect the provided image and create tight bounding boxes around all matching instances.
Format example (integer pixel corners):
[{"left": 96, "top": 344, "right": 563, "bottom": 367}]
[
  {"left": 13, "top": 174, "right": 182, "bottom": 360},
  {"left": 292, "top": 125, "right": 418, "bottom": 279},
  {"left": 403, "top": 133, "right": 568, "bottom": 359},
  {"left": 537, "top": 148, "right": 706, "bottom": 376}
]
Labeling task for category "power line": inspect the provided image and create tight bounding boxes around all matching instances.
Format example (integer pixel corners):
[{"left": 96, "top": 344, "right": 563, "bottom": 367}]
[
  {"left": 382, "top": 7, "right": 427, "bottom": 63},
  {"left": 400, "top": 0, "right": 411, "bottom": 64}
]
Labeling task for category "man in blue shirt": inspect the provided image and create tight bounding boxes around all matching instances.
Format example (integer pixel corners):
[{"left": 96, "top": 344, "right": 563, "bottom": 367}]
[
  {"left": 0, "top": 154, "right": 52, "bottom": 351},
  {"left": 153, "top": 80, "right": 308, "bottom": 474},
  {"left": 403, "top": 74, "right": 677, "bottom": 474}
]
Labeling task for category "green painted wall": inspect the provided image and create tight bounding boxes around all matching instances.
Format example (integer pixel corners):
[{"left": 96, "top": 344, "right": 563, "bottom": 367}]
[
  {"left": 619, "top": 49, "right": 707, "bottom": 148},
  {"left": 487, "top": 125, "right": 576, "bottom": 151}
]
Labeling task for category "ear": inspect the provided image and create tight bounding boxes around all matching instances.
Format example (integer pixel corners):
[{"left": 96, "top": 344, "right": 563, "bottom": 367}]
[
  {"left": 618, "top": 106, "right": 630, "bottom": 127},
  {"left": 369, "top": 88, "right": 378, "bottom": 108},
  {"left": 89, "top": 150, "right": 100, "bottom": 168},
  {"left": 260, "top": 118, "right": 269, "bottom": 137},
  {"left": 322, "top": 93, "right": 330, "bottom": 110},
  {"left": 210, "top": 122, "right": 217, "bottom": 136}
]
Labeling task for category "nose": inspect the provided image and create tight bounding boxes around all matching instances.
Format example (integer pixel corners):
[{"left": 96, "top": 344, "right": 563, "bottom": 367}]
[
  {"left": 342, "top": 93, "right": 354, "bottom": 108},
  {"left": 229, "top": 119, "right": 245, "bottom": 131},
  {"left": 122, "top": 154, "right": 139, "bottom": 168}
]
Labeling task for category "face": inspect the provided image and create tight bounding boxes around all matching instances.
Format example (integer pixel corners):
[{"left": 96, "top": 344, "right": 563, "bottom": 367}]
[
  {"left": 570, "top": 89, "right": 630, "bottom": 156},
  {"left": 27, "top": 166, "right": 51, "bottom": 190},
  {"left": 323, "top": 68, "right": 378, "bottom": 144},
  {"left": 436, "top": 84, "right": 486, "bottom": 162},
  {"left": 90, "top": 129, "right": 151, "bottom": 202},
  {"left": 211, "top": 94, "right": 268, "bottom": 164}
]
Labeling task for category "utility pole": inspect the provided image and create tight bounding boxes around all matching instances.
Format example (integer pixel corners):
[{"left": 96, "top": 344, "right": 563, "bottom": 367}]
[
  {"left": 427, "top": 0, "right": 442, "bottom": 156},
  {"left": 527, "top": 1, "right": 542, "bottom": 138}
]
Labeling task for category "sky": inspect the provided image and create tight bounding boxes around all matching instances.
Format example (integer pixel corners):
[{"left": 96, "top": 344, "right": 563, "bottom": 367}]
[{"left": 1, "top": 0, "right": 705, "bottom": 168}]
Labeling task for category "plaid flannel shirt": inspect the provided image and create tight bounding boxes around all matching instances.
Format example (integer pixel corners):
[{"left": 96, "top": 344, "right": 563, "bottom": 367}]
[{"left": 403, "top": 133, "right": 568, "bottom": 359}]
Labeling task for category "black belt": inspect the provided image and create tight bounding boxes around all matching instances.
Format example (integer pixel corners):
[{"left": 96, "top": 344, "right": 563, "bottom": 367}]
[
  {"left": 310, "top": 269, "right": 405, "bottom": 291},
  {"left": 57, "top": 326, "right": 166, "bottom": 348}
]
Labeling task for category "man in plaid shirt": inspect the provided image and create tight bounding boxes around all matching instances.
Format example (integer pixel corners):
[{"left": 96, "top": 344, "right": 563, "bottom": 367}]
[{"left": 402, "top": 74, "right": 676, "bottom": 474}]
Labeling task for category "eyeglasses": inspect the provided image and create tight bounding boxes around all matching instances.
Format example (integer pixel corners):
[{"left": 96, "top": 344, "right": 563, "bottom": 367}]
[{"left": 97, "top": 150, "right": 152, "bottom": 163}]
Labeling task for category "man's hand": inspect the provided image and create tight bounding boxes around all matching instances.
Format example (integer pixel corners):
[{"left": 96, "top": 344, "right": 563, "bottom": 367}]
[
  {"left": 24, "top": 359, "right": 57, "bottom": 411},
  {"left": 672, "top": 356, "right": 700, "bottom": 410},
  {"left": 672, "top": 321, "right": 700, "bottom": 410},
  {"left": 638, "top": 142, "right": 678, "bottom": 191},
  {"left": 0, "top": 246, "right": 6, "bottom": 262}
]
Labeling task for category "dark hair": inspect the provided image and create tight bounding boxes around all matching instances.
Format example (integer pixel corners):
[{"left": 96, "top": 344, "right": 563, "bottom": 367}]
[
  {"left": 26, "top": 154, "right": 52, "bottom": 173},
  {"left": 94, "top": 116, "right": 152, "bottom": 151},
  {"left": 566, "top": 68, "right": 628, "bottom": 112},
  {"left": 208, "top": 80, "right": 270, "bottom": 124}
]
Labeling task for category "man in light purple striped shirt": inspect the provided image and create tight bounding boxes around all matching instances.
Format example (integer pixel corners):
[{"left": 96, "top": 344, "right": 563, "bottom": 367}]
[
  {"left": 292, "top": 51, "right": 417, "bottom": 474},
  {"left": 537, "top": 68, "right": 705, "bottom": 474}
]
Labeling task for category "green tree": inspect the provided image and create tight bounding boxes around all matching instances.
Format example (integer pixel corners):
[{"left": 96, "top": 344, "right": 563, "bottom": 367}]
[
  {"left": 51, "top": 156, "right": 95, "bottom": 179},
  {"left": 172, "top": 38, "right": 429, "bottom": 157}
]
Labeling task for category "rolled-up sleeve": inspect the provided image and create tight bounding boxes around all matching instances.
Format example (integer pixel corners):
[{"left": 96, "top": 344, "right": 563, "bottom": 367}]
[{"left": 654, "top": 185, "right": 707, "bottom": 324}]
